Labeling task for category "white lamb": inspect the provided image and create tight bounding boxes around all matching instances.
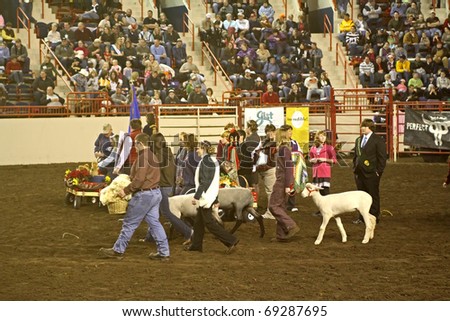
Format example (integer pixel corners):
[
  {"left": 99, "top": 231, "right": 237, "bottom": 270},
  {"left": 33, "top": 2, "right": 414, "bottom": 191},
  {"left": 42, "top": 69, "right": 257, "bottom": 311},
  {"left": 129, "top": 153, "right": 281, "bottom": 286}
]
[
  {"left": 100, "top": 174, "right": 132, "bottom": 205},
  {"left": 301, "top": 183, "right": 377, "bottom": 245},
  {"left": 168, "top": 193, "right": 222, "bottom": 223}
]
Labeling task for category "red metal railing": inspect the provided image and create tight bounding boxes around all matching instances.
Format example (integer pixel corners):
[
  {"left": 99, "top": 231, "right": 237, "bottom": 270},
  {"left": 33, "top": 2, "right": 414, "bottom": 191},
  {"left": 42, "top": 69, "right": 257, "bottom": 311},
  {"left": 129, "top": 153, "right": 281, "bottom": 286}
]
[
  {"left": 39, "top": 39, "right": 74, "bottom": 92},
  {"left": 16, "top": 7, "right": 31, "bottom": 49},
  {"left": 324, "top": 13, "right": 332, "bottom": 51},
  {"left": 186, "top": 0, "right": 191, "bottom": 10},
  {"left": 201, "top": 42, "right": 232, "bottom": 92},
  {"left": 281, "top": 0, "right": 287, "bottom": 17},
  {"left": 183, "top": 13, "right": 195, "bottom": 51},
  {"left": 204, "top": 0, "right": 208, "bottom": 13},
  {"left": 138, "top": 0, "right": 144, "bottom": 21},
  {"left": 41, "top": 0, "right": 45, "bottom": 19},
  {"left": 335, "top": 42, "right": 357, "bottom": 88}
]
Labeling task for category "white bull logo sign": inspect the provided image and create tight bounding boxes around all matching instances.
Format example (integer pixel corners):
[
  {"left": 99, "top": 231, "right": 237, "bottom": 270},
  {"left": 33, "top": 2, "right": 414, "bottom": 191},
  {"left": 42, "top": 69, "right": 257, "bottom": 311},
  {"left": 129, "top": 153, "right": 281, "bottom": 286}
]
[{"left": 421, "top": 114, "right": 450, "bottom": 147}]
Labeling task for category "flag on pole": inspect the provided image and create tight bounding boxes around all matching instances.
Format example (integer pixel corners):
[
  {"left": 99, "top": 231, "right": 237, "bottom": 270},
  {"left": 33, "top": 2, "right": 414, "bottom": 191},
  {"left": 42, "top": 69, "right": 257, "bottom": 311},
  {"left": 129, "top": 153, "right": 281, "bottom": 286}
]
[{"left": 129, "top": 85, "right": 140, "bottom": 132}]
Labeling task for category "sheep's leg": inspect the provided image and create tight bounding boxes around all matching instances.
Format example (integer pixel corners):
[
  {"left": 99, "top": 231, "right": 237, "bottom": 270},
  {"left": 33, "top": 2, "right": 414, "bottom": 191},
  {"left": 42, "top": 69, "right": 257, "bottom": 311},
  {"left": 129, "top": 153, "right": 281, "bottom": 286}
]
[
  {"left": 229, "top": 220, "right": 243, "bottom": 235},
  {"left": 334, "top": 216, "right": 347, "bottom": 243},
  {"left": 360, "top": 213, "right": 372, "bottom": 244},
  {"left": 245, "top": 206, "right": 265, "bottom": 238},
  {"left": 315, "top": 214, "right": 331, "bottom": 245},
  {"left": 369, "top": 214, "right": 376, "bottom": 239}
]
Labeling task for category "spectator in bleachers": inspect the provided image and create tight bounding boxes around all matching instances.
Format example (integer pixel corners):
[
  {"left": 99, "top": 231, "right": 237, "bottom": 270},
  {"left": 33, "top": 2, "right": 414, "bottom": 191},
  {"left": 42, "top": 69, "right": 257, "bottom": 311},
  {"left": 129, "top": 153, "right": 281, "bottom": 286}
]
[
  {"left": 272, "top": 13, "right": 287, "bottom": 34},
  {"left": 144, "top": 54, "right": 161, "bottom": 78},
  {"left": 87, "top": 38, "right": 103, "bottom": 68},
  {"left": 164, "top": 88, "right": 180, "bottom": 104},
  {"left": 359, "top": 56, "right": 375, "bottom": 87},
  {"left": 408, "top": 71, "right": 424, "bottom": 90},
  {"left": 236, "top": 42, "right": 256, "bottom": 62},
  {"left": 405, "top": 84, "right": 420, "bottom": 101},
  {"left": 346, "top": 25, "right": 363, "bottom": 56},
  {"left": 223, "top": 13, "right": 238, "bottom": 39},
  {"left": 406, "top": 2, "right": 421, "bottom": 19},
  {"left": 87, "top": 69, "right": 99, "bottom": 94},
  {"left": 244, "top": 0, "right": 259, "bottom": 18},
  {"left": 6, "top": 55, "right": 24, "bottom": 85},
  {"left": 253, "top": 42, "right": 269, "bottom": 71},
  {"left": 74, "top": 22, "right": 94, "bottom": 43},
  {"left": 1, "top": 22, "right": 16, "bottom": 49},
  {"left": 436, "top": 70, "right": 450, "bottom": 98},
  {"left": 138, "top": 25, "right": 152, "bottom": 46},
  {"left": 261, "top": 84, "right": 279, "bottom": 104},
  {"left": 60, "top": 22, "right": 76, "bottom": 46},
  {"left": 379, "top": 41, "right": 392, "bottom": 60},
  {"left": 98, "top": 69, "right": 110, "bottom": 90},
  {"left": 396, "top": 54, "right": 412, "bottom": 82},
  {"left": 338, "top": 13, "right": 355, "bottom": 44},
  {"left": 150, "top": 38, "right": 170, "bottom": 66},
  {"left": 55, "top": 38, "right": 74, "bottom": 70},
  {"left": 362, "top": 0, "right": 382, "bottom": 31},
  {"left": 98, "top": 13, "right": 111, "bottom": 30},
  {"left": 219, "top": 0, "right": 234, "bottom": 20},
  {"left": 262, "top": 56, "right": 280, "bottom": 82},
  {"left": 418, "top": 31, "right": 431, "bottom": 55},
  {"left": 136, "top": 38, "right": 151, "bottom": 62},
  {"left": 390, "top": 0, "right": 408, "bottom": 18},
  {"left": 111, "top": 37, "right": 126, "bottom": 67},
  {"left": 46, "top": 23, "right": 62, "bottom": 51},
  {"left": 277, "top": 55, "right": 296, "bottom": 80},
  {"left": 208, "top": 20, "right": 225, "bottom": 64},
  {"left": 206, "top": 87, "right": 219, "bottom": 104},
  {"left": 40, "top": 86, "right": 65, "bottom": 107},
  {"left": 241, "top": 55, "right": 255, "bottom": 73},
  {"left": 127, "top": 23, "right": 140, "bottom": 44},
  {"left": 10, "top": 39, "right": 29, "bottom": 74},
  {"left": 150, "top": 90, "right": 162, "bottom": 105},
  {"left": 258, "top": 1, "right": 275, "bottom": 23},
  {"left": 121, "top": 9, "right": 137, "bottom": 28},
  {"left": 19, "top": 0, "right": 37, "bottom": 25},
  {"left": 187, "top": 84, "right": 208, "bottom": 104},
  {"left": 164, "top": 24, "right": 181, "bottom": 59},
  {"left": 172, "top": 38, "right": 187, "bottom": 70},
  {"left": 441, "top": 26, "right": 450, "bottom": 50},
  {"left": 259, "top": 14, "right": 273, "bottom": 40},
  {"left": 220, "top": 42, "right": 237, "bottom": 70},
  {"left": 291, "top": 42, "right": 310, "bottom": 73},
  {"left": 426, "top": 11, "right": 442, "bottom": 38},
  {"left": 386, "top": 53, "right": 397, "bottom": 80},
  {"left": 0, "top": 39, "right": 10, "bottom": 67},
  {"left": 145, "top": 70, "right": 164, "bottom": 96},
  {"left": 304, "top": 70, "right": 324, "bottom": 101},
  {"left": 236, "top": 11, "right": 250, "bottom": 34},
  {"left": 267, "top": 29, "right": 290, "bottom": 58},
  {"left": 394, "top": 43, "right": 408, "bottom": 58},
  {"left": 254, "top": 76, "right": 266, "bottom": 92},
  {"left": 337, "top": 0, "right": 349, "bottom": 18},
  {"left": 32, "top": 70, "right": 54, "bottom": 104},
  {"left": 143, "top": 9, "right": 158, "bottom": 32},
  {"left": 122, "top": 60, "right": 133, "bottom": 80},
  {"left": 431, "top": 41, "right": 449, "bottom": 69},
  {"left": 99, "top": 26, "right": 115, "bottom": 45},
  {"left": 199, "top": 13, "right": 213, "bottom": 42},
  {"left": 403, "top": 27, "right": 420, "bottom": 57},
  {"left": 387, "top": 29, "right": 401, "bottom": 48},
  {"left": 108, "top": 70, "right": 122, "bottom": 94},
  {"left": 0, "top": 13, "right": 3, "bottom": 29},
  {"left": 424, "top": 83, "right": 441, "bottom": 100},
  {"left": 40, "top": 54, "right": 57, "bottom": 81},
  {"left": 225, "top": 56, "right": 242, "bottom": 88},
  {"left": 158, "top": 12, "right": 171, "bottom": 31},
  {"left": 77, "top": 0, "right": 100, "bottom": 21},
  {"left": 110, "top": 86, "right": 128, "bottom": 106},
  {"left": 287, "top": 28, "right": 302, "bottom": 52},
  {"left": 74, "top": 40, "right": 89, "bottom": 62},
  {"left": 72, "top": 68, "right": 89, "bottom": 92},
  {"left": 123, "top": 39, "right": 137, "bottom": 61},
  {"left": 179, "top": 55, "right": 199, "bottom": 82},
  {"left": 388, "top": 11, "right": 405, "bottom": 40},
  {"left": 310, "top": 42, "right": 323, "bottom": 70},
  {"left": 319, "top": 71, "right": 332, "bottom": 100},
  {"left": 278, "top": 72, "right": 293, "bottom": 100},
  {"left": 374, "top": 55, "right": 388, "bottom": 84},
  {"left": 286, "top": 83, "right": 304, "bottom": 103},
  {"left": 238, "top": 68, "right": 258, "bottom": 97}
]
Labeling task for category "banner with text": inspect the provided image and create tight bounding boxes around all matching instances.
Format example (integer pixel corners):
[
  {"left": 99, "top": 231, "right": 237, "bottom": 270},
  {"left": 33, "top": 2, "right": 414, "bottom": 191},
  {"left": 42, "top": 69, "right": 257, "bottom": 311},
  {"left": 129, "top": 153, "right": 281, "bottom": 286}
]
[
  {"left": 286, "top": 107, "right": 310, "bottom": 153},
  {"left": 404, "top": 109, "right": 450, "bottom": 150},
  {"left": 244, "top": 107, "right": 285, "bottom": 137}
]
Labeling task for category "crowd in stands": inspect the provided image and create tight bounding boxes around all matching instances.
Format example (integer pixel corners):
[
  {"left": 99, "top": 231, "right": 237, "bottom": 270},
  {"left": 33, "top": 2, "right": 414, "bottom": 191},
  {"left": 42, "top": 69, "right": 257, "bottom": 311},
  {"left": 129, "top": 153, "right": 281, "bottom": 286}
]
[{"left": 339, "top": 0, "right": 450, "bottom": 102}]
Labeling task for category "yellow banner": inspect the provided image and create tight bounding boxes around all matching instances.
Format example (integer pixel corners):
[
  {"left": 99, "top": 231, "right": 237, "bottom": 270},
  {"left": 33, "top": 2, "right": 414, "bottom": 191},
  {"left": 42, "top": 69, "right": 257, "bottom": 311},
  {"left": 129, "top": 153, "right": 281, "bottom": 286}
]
[{"left": 286, "top": 107, "right": 309, "bottom": 153}]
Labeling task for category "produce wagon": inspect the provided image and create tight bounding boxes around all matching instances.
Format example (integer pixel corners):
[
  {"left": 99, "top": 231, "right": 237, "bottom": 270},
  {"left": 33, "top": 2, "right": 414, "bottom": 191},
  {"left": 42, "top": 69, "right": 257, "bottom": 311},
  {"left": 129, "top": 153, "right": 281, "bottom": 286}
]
[{"left": 65, "top": 185, "right": 105, "bottom": 209}]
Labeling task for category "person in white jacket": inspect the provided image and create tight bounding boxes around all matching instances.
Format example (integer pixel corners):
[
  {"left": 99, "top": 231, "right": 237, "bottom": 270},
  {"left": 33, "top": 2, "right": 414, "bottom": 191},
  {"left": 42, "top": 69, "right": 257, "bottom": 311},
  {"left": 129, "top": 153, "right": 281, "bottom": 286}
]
[{"left": 185, "top": 140, "right": 239, "bottom": 253}]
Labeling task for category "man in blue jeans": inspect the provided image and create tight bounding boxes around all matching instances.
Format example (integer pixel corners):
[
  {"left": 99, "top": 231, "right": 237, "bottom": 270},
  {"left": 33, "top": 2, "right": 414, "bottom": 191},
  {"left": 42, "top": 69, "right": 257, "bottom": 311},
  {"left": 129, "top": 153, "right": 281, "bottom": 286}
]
[{"left": 99, "top": 133, "right": 170, "bottom": 260}]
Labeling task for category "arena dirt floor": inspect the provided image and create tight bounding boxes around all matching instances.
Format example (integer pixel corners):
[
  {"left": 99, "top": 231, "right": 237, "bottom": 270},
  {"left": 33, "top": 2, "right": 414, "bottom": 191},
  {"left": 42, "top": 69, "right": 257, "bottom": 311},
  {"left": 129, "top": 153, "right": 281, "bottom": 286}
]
[{"left": 1, "top": 157, "right": 449, "bottom": 301}]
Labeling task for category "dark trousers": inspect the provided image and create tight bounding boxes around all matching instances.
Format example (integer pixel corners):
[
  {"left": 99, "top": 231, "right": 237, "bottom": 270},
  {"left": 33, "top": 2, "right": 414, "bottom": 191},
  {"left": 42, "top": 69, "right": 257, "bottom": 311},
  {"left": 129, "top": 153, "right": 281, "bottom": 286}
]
[
  {"left": 190, "top": 206, "right": 237, "bottom": 251},
  {"left": 269, "top": 181, "right": 298, "bottom": 239},
  {"left": 354, "top": 173, "right": 381, "bottom": 220}
]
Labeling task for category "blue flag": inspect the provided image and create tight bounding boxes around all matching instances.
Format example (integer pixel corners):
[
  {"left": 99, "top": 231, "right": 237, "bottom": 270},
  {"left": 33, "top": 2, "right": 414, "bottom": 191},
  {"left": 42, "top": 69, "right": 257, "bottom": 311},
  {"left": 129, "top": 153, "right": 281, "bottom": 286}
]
[{"left": 129, "top": 85, "right": 140, "bottom": 132}]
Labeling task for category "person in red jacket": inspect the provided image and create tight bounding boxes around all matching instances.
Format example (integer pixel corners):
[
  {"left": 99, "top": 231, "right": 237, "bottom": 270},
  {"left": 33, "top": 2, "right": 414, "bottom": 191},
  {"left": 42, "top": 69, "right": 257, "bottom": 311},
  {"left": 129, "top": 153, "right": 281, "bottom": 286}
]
[
  {"left": 261, "top": 84, "right": 280, "bottom": 104},
  {"left": 5, "top": 55, "right": 24, "bottom": 85}
]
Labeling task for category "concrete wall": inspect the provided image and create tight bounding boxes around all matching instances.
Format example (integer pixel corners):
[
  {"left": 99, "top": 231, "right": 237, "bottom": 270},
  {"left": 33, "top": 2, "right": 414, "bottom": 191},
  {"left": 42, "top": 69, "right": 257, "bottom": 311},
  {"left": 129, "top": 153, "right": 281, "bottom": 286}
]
[{"left": 307, "top": 0, "right": 334, "bottom": 33}]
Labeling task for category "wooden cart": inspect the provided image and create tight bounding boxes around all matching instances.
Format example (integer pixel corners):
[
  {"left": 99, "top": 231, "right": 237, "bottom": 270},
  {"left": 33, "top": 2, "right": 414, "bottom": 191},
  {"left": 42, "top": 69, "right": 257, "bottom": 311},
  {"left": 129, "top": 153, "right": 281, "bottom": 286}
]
[{"left": 65, "top": 187, "right": 103, "bottom": 209}]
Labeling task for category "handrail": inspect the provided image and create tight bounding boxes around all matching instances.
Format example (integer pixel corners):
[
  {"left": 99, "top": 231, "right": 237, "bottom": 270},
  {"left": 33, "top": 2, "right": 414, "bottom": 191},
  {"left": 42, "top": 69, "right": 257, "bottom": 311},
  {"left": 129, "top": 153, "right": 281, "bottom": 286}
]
[
  {"left": 281, "top": 0, "right": 287, "bottom": 18},
  {"left": 183, "top": 13, "right": 195, "bottom": 51},
  {"left": 138, "top": 0, "right": 144, "bottom": 21},
  {"left": 323, "top": 13, "right": 332, "bottom": 51},
  {"left": 16, "top": 7, "right": 31, "bottom": 49},
  {"left": 186, "top": 0, "right": 191, "bottom": 10},
  {"left": 41, "top": 0, "right": 45, "bottom": 19},
  {"left": 39, "top": 39, "right": 74, "bottom": 93},
  {"left": 201, "top": 41, "right": 232, "bottom": 92},
  {"left": 204, "top": 0, "right": 208, "bottom": 13},
  {"left": 335, "top": 42, "right": 357, "bottom": 88}
]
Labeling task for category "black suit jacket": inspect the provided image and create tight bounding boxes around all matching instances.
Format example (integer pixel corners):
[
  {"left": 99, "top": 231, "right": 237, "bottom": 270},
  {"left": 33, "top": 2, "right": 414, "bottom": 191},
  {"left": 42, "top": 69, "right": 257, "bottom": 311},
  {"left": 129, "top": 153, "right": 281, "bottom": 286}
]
[{"left": 353, "top": 132, "right": 387, "bottom": 178}]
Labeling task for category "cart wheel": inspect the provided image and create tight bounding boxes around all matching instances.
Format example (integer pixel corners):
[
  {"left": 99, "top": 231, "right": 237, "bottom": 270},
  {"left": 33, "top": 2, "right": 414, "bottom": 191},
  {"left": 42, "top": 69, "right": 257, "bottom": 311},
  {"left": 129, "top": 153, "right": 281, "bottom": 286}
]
[
  {"left": 245, "top": 211, "right": 256, "bottom": 222},
  {"left": 74, "top": 196, "right": 82, "bottom": 209},
  {"left": 65, "top": 193, "right": 74, "bottom": 205},
  {"left": 91, "top": 197, "right": 97, "bottom": 204}
]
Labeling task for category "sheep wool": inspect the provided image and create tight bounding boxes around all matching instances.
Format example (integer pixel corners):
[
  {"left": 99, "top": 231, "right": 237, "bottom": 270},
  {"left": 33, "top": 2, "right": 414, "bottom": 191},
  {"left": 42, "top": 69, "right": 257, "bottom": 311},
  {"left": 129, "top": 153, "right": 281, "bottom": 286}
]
[{"left": 100, "top": 174, "right": 132, "bottom": 205}]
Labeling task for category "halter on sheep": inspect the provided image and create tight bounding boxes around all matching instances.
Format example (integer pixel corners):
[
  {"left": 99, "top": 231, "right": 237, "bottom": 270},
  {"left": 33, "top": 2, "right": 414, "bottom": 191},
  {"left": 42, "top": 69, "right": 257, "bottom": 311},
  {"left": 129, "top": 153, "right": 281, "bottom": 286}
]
[{"left": 301, "top": 183, "right": 377, "bottom": 245}]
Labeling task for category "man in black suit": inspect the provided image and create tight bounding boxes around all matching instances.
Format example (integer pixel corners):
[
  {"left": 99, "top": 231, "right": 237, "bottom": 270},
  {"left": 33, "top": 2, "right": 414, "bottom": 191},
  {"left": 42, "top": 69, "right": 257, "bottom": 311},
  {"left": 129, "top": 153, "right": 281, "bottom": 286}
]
[{"left": 353, "top": 118, "right": 387, "bottom": 224}]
